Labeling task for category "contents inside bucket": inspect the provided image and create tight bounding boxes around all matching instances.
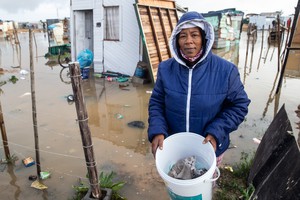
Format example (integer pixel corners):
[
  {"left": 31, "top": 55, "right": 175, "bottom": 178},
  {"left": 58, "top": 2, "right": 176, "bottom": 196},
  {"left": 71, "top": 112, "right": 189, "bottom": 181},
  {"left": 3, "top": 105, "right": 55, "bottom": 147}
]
[{"left": 168, "top": 156, "right": 208, "bottom": 180}]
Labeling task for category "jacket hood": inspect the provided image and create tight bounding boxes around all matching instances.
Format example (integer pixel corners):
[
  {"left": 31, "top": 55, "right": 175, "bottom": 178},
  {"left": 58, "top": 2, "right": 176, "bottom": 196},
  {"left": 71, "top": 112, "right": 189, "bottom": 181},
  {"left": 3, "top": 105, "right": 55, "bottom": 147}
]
[{"left": 169, "top": 12, "right": 214, "bottom": 67}]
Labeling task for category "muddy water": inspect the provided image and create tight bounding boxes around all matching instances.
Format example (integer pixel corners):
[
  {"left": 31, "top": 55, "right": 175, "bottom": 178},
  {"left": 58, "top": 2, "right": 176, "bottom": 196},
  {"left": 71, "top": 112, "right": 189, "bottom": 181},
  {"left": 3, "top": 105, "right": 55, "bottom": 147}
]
[{"left": 0, "top": 31, "right": 299, "bottom": 199}]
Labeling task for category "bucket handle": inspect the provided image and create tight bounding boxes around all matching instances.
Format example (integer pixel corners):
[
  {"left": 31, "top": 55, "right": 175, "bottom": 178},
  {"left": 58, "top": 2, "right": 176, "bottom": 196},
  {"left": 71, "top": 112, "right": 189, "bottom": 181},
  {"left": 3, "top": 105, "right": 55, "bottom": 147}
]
[{"left": 204, "top": 167, "right": 220, "bottom": 183}]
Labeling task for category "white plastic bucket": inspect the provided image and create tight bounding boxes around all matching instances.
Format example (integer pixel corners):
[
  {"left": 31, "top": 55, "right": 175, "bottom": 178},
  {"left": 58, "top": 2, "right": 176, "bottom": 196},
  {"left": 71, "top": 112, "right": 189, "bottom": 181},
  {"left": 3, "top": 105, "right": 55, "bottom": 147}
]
[{"left": 155, "top": 132, "right": 220, "bottom": 200}]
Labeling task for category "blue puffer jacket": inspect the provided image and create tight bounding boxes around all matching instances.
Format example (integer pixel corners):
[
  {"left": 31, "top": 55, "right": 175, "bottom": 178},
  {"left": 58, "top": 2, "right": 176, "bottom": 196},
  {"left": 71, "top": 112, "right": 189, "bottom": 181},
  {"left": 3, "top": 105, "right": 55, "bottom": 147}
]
[{"left": 148, "top": 12, "right": 250, "bottom": 157}]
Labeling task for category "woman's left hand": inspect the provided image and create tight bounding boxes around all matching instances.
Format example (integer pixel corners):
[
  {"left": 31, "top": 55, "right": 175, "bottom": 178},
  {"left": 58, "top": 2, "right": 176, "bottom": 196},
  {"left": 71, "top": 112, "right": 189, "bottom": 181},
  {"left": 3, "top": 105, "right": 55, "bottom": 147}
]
[{"left": 202, "top": 134, "right": 217, "bottom": 151}]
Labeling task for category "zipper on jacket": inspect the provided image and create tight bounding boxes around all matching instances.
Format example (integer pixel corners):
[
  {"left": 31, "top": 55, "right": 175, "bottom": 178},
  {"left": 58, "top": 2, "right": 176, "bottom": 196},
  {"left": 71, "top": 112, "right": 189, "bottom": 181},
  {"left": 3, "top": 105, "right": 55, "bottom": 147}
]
[{"left": 186, "top": 68, "right": 193, "bottom": 132}]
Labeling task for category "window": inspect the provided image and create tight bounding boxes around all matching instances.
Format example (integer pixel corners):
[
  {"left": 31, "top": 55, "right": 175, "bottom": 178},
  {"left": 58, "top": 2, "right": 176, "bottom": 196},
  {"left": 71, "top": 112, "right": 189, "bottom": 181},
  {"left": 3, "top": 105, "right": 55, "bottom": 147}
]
[{"left": 104, "top": 6, "right": 120, "bottom": 40}]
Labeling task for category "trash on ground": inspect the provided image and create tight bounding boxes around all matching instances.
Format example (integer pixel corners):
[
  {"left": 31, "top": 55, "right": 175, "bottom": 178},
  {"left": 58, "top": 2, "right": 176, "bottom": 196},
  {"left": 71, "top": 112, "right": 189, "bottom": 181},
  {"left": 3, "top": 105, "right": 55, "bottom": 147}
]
[
  {"left": 224, "top": 166, "right": 234, "bottom": 172},
  {"left": 116, "top": 77, "right": 128, "bottom": 82},
  {"left": 67, "top": 94, "right": 74, "bottom": 102},
  {"left": 146, "top": 90, "right": 152, "bottom": 94},
  {"left": 20, "top": 69, "right": 29, "bottom": 75},
  {"left": 119, "top": 83, "right": 129, "bottom": 88},
  {"left": 119, "top": 83, "right": 130, "bottom": 90},
  {"left": 23, "top": 157, "right": 35, "bottom": 167},
  {"left": 253, "top": 137, "right": 261, "bottom": 144},
  {"left": 77, "top": 49, "right": 94, "bottom": 69},
  {"left": 11, "top": 65, "right": 21, "bottom": 68},
  {"left": 127, "top": 121, "right": 145, "bottom": 129},
  {"left": 94, "top": 73, "right": 103, "bottom": 78},
  {"left": 20, "top": 92, "right": 31, "bottom": 98},
  {"left": 29, "top": 175, "right": 38, "bottom": 181},
  {"left": 40, "top": 171, "right": 51, "bottom": 180},
  {"left": 115, "top": 113, "right": 123, "bottom": 119},
  {"left": 228, "top": 144, "right": 237, "bottom": 149},
  {"left": 31, "top": 180, "right": 48, "bottom": 190}
]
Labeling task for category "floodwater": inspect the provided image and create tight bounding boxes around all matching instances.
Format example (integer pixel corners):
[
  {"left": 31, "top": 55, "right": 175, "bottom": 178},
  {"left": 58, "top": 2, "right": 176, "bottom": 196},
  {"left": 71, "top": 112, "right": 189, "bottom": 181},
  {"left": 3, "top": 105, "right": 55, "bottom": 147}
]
[{"left": 0, "top": 30, "right": 299, "bottom": 200}]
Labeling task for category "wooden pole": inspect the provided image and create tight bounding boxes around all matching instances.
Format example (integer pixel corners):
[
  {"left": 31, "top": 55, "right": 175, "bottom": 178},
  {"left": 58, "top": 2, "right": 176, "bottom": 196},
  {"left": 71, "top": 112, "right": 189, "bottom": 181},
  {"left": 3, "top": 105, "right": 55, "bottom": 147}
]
[
  {"left": 277, "top": 15, "right": 281, "bottom": 72},
  {"left": 68, "top": 62, "right": 101, "bottom": 199},
  {"left": 257, "top": 25, "right": 264, "bottom": 71},
  {"left": 29, "top": 29, "right": 41, "bottom": 177},
  {"left": 0, "top": 100, "right": 10, "bottom": 159},
  {"left": 276, "top": 0, "right": 300, "bottom": 94}
]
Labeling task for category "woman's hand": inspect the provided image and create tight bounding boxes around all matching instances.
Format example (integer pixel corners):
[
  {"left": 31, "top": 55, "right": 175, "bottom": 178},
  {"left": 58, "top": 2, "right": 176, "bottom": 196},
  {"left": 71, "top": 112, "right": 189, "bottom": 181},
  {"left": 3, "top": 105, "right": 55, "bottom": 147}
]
[
  {"left": 151, "top": 134, "right": 164, "bottom": 158},
  {"left": 202, "top": 134, "right": 217, "bottom": 151}
]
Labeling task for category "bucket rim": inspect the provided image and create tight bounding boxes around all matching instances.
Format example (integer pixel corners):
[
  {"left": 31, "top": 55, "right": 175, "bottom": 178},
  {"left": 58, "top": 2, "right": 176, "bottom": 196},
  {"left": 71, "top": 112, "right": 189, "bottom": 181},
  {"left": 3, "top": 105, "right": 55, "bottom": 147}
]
[{"left": 155, "top": 132, "right": 217, "bottom": 185}]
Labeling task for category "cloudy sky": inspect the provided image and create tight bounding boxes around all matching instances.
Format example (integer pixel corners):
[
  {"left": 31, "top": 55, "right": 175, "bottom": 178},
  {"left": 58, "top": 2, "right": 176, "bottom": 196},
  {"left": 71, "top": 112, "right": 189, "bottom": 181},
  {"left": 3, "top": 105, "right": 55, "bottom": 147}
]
[{"left": 0, "top": 0, "right": 298, "bottom": 22}]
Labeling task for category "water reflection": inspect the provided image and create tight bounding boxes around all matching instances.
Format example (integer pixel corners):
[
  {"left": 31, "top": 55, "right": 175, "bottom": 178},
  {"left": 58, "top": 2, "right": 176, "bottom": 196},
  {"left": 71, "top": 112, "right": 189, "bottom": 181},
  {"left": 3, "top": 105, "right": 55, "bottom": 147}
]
[
  {"left": 262, "top": 71, "right": 280, "bottom": 119},
  {"left": 83, "top": 75, "right": 151, "bottom": 155},
  {"left": 59, "top": 67, "right": 71, "bottom": 84},
  {"left": 7, "top": 164, "right": 21, "bottom": 199}
]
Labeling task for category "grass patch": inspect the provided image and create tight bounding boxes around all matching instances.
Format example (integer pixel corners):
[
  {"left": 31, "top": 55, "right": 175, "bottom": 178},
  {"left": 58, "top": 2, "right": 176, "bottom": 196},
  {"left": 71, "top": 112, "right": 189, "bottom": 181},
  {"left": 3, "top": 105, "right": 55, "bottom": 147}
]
[
  {"left": 72, "top": 171, "right": 126, "bottom": 200},
  {"left": 213, "top": 152, "right": 255, "bottom": 200}
]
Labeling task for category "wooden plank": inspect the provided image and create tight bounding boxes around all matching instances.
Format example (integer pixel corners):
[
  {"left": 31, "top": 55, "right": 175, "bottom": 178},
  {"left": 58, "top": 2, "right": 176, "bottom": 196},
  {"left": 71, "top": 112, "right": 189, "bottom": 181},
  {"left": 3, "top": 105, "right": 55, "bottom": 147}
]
[
  {"left": 248, "top": 105, "right": 300, "bottom": 199},
  {"left": 158, "top": 8, "right": 171, "bottom": 57},
  {"left": 136, "top": 2, "right": 178, "bottom": 82},
  {"left": 147, "top": 6, "right": 163, "bottom": 62},
  {"left": 291, "top": 14, "right": 300, "bottom": 45}
]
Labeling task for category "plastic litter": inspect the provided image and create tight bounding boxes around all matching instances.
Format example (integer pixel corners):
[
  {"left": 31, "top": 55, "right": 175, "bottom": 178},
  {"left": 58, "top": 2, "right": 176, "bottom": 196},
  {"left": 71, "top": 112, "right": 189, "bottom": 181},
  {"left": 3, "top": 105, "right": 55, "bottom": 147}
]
[
  {"left": 29, "top": 175, "right": 37, "bottom": 181},
  {"left": 115, "top": 113, "right": 123, "bottom": 119},
  {"left": 224, "top": 166, "right": 234, "bottom": 172},
  {"left": 67, "top": 95, "right": 74, "bottom": 102},
  {"left": 22, "top": 157, "right": 35, "bottom": 167},
  {"left": 116, "top": 77, "right": 128, "bottom": 82},
  {"left": 77, "top": 49, "right": 94, "bottom": 69},
  {"left": 20, "top": 69, "right": 29, "bottom": 75},
  {"left": 40, "top": 171, "right": 51, "bottom": 180},
  {"left": 31, "top": 180, "right": 48, "bottom": 190},
  {"left": 127, "top": 121, "right": 145, "bottom": 129},
  {"left": 253, "top": 138, "right": 261, "bottom": 144}
]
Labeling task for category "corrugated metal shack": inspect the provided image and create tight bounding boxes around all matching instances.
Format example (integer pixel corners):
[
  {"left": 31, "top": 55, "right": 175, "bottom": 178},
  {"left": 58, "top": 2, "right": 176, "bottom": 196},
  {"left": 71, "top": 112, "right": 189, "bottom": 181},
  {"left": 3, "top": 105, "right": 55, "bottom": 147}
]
[{"left": 202, "top": 8, "right": 244, "bottom": 49}]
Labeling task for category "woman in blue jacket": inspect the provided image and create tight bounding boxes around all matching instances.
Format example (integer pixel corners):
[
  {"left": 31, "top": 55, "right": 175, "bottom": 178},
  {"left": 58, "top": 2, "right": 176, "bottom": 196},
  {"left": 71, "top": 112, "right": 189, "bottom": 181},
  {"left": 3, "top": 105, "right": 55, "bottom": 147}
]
[{"left": 148, "top": 11, "right": 250, "bottom": 163}]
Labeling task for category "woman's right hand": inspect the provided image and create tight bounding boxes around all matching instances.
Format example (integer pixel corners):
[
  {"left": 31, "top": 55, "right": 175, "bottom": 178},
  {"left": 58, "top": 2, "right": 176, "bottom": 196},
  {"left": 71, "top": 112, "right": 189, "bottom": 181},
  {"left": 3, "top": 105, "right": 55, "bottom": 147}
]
[{"left": 151, "top": 134, "right": 164, "bottom": 158}]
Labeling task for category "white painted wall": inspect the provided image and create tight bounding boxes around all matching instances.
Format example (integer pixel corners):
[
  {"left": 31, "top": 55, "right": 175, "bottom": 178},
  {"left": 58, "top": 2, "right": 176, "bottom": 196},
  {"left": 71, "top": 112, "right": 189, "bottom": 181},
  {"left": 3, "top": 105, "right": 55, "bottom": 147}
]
[{"left": 70, "top": 0, "right": 140, "bottom": 76}]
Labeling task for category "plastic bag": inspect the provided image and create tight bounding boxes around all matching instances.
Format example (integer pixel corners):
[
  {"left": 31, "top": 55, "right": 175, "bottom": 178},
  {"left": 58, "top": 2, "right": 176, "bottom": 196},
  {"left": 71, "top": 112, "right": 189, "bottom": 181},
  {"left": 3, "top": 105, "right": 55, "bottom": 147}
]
[{"left": 77, "top": 49, "right": 94, "bottom": 68}]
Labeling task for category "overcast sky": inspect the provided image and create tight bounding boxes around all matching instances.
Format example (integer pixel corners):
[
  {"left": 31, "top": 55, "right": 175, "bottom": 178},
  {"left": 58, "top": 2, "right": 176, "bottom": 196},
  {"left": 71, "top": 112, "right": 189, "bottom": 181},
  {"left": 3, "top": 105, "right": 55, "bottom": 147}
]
[{"left": 0, "top": 0, "right": 298, "bottom": 22}]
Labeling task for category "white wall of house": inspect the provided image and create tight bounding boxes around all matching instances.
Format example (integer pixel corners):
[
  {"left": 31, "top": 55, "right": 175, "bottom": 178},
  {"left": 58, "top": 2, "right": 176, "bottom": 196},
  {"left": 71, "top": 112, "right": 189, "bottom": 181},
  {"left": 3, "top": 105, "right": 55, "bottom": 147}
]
[{"left": 70, "top": 0, "right": 140, "bottom": 76}]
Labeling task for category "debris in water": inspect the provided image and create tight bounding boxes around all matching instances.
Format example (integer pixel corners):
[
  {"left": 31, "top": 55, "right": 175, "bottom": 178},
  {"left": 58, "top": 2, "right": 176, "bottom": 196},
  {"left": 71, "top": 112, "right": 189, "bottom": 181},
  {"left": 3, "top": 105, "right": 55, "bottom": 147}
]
[
  {"left": 20, "top": 69, "right": 29, "bottom": 75},
  {"left": 119, "top": 83, "right": 129, "bottom": 88},
  {"left": 253, "top": 138, "right": 261, "bottom": 144},
  {"left": 228, "top": 144, "right": 237, "bottom": 149},
  {"left": 11, "top": 66, "right": 21, "bottom": 68},
  {"left": 28, "top": 175, "right": 37, "bottom": 181},
  {"left": 31, "top": 180, "right": 48, "bottom": 190},
  {"left": 67, "top": 94, "right": 74, "bottom": 102},
  {"left": 115, "top": 113, "right": 123, "bottom": 119},
  {"left": 22, "top": 157, "right": 35, "bottom": 167},
  {"left": 127, "top": 121, "right": 145, "bottom": 129},
  {"left": 20, "top": 92, "right": 31, "bottom": 98},
  {"left": 40, "top": 171, "right": 51, "bottom": 180}
]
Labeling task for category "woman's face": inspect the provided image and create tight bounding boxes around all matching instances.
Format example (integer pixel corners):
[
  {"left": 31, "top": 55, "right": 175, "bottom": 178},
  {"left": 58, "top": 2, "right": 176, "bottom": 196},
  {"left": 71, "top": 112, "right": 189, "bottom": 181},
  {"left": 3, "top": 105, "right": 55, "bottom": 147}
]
[{"left": 178, "top": 27, "right": 202, "bottom": 58}]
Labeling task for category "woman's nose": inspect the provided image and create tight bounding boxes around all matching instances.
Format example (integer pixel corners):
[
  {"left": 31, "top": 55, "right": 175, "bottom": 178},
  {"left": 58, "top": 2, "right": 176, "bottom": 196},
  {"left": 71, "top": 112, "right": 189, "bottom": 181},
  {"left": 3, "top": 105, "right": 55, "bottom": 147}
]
[{"left": 185, "top": 35, "right": 193, "bottom": 43}]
